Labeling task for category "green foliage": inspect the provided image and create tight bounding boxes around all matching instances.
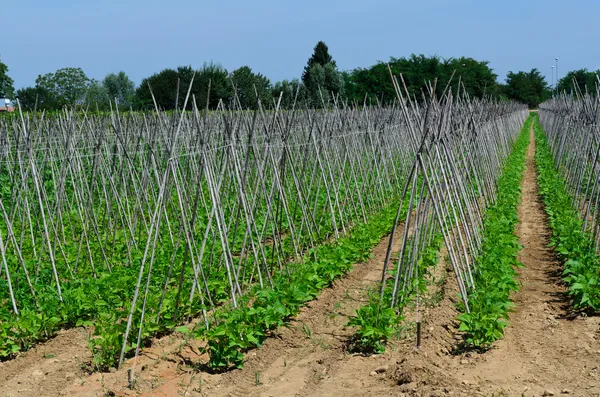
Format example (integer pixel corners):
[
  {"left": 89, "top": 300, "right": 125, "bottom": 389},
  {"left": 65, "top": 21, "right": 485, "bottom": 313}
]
[
  {"left": 85, "top": 80, "right": 109, "bottom": 110},
  {"left": 344, "top": 55, "right": 499, "bottom": 105},
  {"left": 352, "top": 234, "right": 444, "bottom": 352},
  {"left": 36, "top": 67, "right": 92, "bottom": 106},
  {"left": 230, "top": 66, "right": 271, "bottom": 109},
  {"left": 503, "top": 69, "right": 550, "bottom": 109},
  {"left": 305, "top": 63, "right": 345, "bottom": 106},
  {"left": 196, "top": 201, "right": 400, "bottom": 370},
  {"left": 10, "top": 47, "right": 545, "bottom": 112},
  {"left": 15, "top": 86, "right": 57, "bottom": 111},
  {"left": 136, "top": 63, "right": 233, "bottom": 110},
  {"left": 193, "top": 62, "right": 234, "bottom": 109},
  {"left": 103, "top": 71, "right": 136, "bottom": 109},
  {"left": 0, "top": 160, "right": 399, "bottom": 368},
  {"left": 136, "top": 66, "right": 191, "bottom": 110},
  {"left": 534, "top": 116, "right": 600, "bottom": 310},
  {"left": 556, "top": 68, "right": 600, "bottom": 96},
  {"left": 0, "top": 57, "right": 14, "bottom": 98},
  {"left": 271, "top": 78, "right": 306, "bottom": 109},
  {"left": 458, "top": 116, "right": 530, "bottom": 348},
  {"left": 348, "top": 219, "right": 445, "bottom": 354},
  {"left": 302, "top": 41, "right": 336, "bottom": 84},
  {"left": 348, "top": 298, "right": 401, "bottom": 354},
  {"left": 301, "top": 41, "right": 344, "bottom": 107}
]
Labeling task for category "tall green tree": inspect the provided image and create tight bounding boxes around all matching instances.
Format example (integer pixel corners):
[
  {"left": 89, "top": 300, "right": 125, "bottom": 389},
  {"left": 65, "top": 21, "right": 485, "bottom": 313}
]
[
  {"left": 445, "top": 57, "right": 498, "bottom": 98},
  {"left": 136, "top": 67, "right": 184, "bottom": 110},
  {"left": 302, "top": 41, "right": 336, "bottom": 84},
  {"left": 344, "top": 62, "right": 394, "bottom": 105},
  {"left": 85, "top": 80, "right": 108, "bottom": 110},
  {"left": 85, "top": 71, "right": 137, "bottom": 110},
  {"left": 136, "top": 63, "right": 232, "bottom": 110},
  {"left": 230, "top": 66, "right": 271, "bottom": 109},
  {"left": 304, "top": 63, "right": 345, "bottom": 106},
  {"left": 503, "top": 68, "right": 550, "bottom": 108},
  {"left": 36, "top": 67, "right": 91, "bottom": 107},
  {"left": 271, "top": 79, "right": 306, "bottom": 109},
  {"left": 103, "top": 71, "right": 136, "bottom": 108},
  {"left": 194, "top": 62, "right": 233, "bottom": 110},
  {"left": 343, "top": 54, "right": 499, "bottom": 105},
  {"left": 15, "top": 86, "right": 56, "bottom": 111},
  {"left": 557, "top": 69, "right": 600, "bottom": 96},
  {"left": 0, "top": 58, "right": 15, "bottom": 98},
  {"left": 302, "top": 41, "right": 344, "bottom": 106}
]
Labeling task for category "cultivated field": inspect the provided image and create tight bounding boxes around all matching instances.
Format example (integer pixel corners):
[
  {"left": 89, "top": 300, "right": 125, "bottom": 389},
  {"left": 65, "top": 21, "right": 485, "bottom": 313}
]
[{"left": 1, "top": 84, "right": 600, "bottom": 396}]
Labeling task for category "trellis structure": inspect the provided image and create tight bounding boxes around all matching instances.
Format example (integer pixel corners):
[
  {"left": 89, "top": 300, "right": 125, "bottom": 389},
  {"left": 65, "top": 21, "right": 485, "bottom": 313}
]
[
  {"left": 378, "top": 75, "right": 528, "bottom": 317},
  {"left": 539, "top": 87, "right": 600, "bottom": 252},
  {"left": 0, "top": 91, "right": 414, "bottom": 363}
]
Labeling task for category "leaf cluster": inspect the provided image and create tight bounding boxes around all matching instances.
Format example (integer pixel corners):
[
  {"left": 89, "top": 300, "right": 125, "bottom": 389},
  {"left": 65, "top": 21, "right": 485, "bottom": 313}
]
[
  {"left": 457, "top": 115, "right": 530, "bottom": 347},
  {"left": 534, "top": 116, "right": 600, "bottom": 310}
]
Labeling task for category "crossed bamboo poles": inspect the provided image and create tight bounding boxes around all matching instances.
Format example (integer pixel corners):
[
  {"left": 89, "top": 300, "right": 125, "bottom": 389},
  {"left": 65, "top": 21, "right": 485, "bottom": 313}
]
[
  {"left": 0, "top": 76, "right": 531, "bottom": 367},
  {"left": 539, "top": 84, "right": 600, "bottom": 252},
  {"left": 379, "top": 72, "right": 528, "bottom": 320},
  {"left": 0, "top": 85, "right": 412, "bottom": 365}
]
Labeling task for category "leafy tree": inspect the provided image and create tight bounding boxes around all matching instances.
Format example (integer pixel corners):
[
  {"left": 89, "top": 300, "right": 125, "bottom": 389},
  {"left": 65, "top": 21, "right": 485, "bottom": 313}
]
[
  {"left": 84, "top": 72, "right": 136, "bottom": 110},
  {"left": 230, "top": 66, "right": 271, "bottom": 109},
  {"left": 557, "top": 69, "right": 600, "bottom": 96},
  {"left": 343, "top": 54, "right": 499, "bottom": 105},
  {"left": 103, "top": 71, "right": 136, "bottom": 108},
  {"left": 271, "top": 79, "right": 307, "bottom": 109},
  {"left": 194, "top": 62, "right": 233, "bottom": 110},
  {"left": 344, "top": 62, "right": 394, "bottom": 105},
  {"left": 0, "top": 58, "right": 14, "bottom": 98},
  {"left": 445, "top": 57, "right": 498, "bottom": 98},
  {"left": 136, "top": 63, "right": 232, "bottom": 110},
  {"left": 304, "top": 63, "right": 345, "bottom": 106},
  {"left": 390, "top": 54, "right": 445, "bottom": 100},
  {"left": 36, "top": 67, "right": 91, "bottom": 107},
  {"left": 302, "top": 41, "right": 344, "bottom": 107},
  {"left": 302, "top": 41, "right": 336, "bottom": 84},
  {"left": 503, "top": 69, "right": 550, "bottom": 108},
  {"left": 85, "top": 80, "right": 109, "bottom": 110},
  {"left": 15, "top": 86, "right": 57, "bottom": 111},
  {"left": 136, "top": 67, "right": 182, "bottom": 110}
]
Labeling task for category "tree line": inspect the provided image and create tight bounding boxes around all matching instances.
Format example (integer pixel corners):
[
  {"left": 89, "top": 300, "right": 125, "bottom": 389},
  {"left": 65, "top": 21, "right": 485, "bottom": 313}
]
[{"left": 1, "top": 41, "right": 598, "bottom": 111}]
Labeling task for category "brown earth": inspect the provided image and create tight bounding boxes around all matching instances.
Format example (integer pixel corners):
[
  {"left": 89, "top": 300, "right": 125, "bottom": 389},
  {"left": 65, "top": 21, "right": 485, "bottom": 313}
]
[
  {"left": 0, "top": 219, "right": 411, "bottom": 397},
  {"left": 2, "top": 120, "right": 600, "bottom": 397}
]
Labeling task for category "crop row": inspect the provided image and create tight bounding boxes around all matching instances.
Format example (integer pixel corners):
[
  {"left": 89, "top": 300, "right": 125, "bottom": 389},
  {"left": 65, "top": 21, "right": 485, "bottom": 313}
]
[
  {"left": 0, "top": 105, "right": 413, "bottom": 364},
  {"left": 345, "top": 80, "right": 529, "bottom": 352},
  {"left": 0, "top": 94, "right": 528, "bottom": 369},
  {"left": 534, "top": 114, "right": 600, "bottom": 310},
  {"left": 457, "top": 114, "right": 530, "bottom": 346}
]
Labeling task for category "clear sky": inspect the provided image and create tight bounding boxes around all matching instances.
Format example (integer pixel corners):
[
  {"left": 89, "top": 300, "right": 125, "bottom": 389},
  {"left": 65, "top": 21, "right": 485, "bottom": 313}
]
[{"left": 3, "top": 0, "right": 599, "bottom": 89}]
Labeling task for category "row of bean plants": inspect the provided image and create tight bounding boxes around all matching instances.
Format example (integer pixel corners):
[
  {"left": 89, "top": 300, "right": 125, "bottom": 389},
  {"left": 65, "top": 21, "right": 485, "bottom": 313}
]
[
  {"left": 457, "top": 114, "right": 530, "bottom": 347},
  {"left": 535, "top": 109, "right": 600, "bottom": 310},
  {"left": 0, "top": 87, "right": 529, "bottom": 370},
  {"left": 348, "top": 80, "right": 529, "bottom": 352},
  {"left": 0, "top": 98, "right": 414, "bottom": 366}
]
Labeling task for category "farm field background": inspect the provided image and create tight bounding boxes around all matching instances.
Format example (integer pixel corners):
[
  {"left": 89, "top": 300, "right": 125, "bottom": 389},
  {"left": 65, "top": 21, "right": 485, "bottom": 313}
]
[
  {"left": 1, "top": 85, "right": 600, "bottom": 396},
  {"left": 2, "top": 2, "right": 600, "bottom": 395}
]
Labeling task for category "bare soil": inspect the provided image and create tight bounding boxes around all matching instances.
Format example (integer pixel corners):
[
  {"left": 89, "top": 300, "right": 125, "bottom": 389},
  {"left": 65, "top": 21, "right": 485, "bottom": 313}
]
[{"left": 2, "top": 121, "right": 600, "bottom": 397}]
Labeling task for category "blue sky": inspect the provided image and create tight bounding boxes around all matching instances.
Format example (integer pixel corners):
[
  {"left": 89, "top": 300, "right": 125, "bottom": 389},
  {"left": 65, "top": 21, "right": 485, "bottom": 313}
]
[{"left": 3, "top": 0, "right": 599, "bottom": 89}]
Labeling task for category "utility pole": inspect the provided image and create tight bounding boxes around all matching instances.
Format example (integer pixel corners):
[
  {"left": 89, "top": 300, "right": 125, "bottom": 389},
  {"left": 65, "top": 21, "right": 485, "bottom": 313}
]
[{"left": 555, "top": 57, "right": 559, "bottom": 95}]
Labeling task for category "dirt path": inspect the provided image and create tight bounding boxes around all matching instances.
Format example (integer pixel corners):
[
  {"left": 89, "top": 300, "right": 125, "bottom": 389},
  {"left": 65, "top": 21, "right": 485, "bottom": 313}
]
[
  {"left": 0, "top": 327, "right": 91, "bottom": 397},
  {"left": 187, "top": 225, "right": 407, "bottom": 397},
  {"left": 3, "top": 120, "right": 600, "bottom": 397},
  {"left": 442, "top": 118, "right": 600, "bottom": 396},
  {"left": 198, "top": 119, "right": 600, "bottom": 397},
  {"left": 388, "top": 118, "right": 600, "bottom": 396}
]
